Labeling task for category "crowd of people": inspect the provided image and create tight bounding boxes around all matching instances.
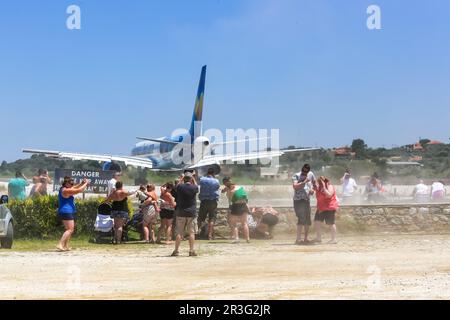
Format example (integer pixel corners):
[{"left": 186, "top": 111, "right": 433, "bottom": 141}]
[
  {"left": 91, "top": 164, "right": 341, "bottom": 255},
  {"left": 4, "top": 165, "right": 448, "bottom": 255},
  {"left": 7, "top": 169, "right": 52, "bottom": 201},
  {"left": 412, "top": 180, "right": 447, "bottom": 202},
  {"left": 292, "top": 164, "right": 339, "bottom": 245}
]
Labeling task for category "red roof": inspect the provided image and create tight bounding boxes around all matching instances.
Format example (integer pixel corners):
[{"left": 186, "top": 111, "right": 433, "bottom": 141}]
[{"left": 426, "top": 140, "right": 444, "bottom": 145}]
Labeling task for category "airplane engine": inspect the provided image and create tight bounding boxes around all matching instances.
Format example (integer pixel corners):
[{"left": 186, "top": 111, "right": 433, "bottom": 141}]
[
  {"left": 102, "top": 161, "right": 122, "bottom": 172},
  {"left": 194, "top": 136, "right": 210, "bottom": 147},
  {"left": 193, "top": 136, "right": 212, "bottom": 158}
]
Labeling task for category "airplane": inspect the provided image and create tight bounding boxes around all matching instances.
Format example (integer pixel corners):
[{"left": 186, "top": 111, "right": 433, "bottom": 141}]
[{"left": 23, "top": 66, "right": 317, "bottom": 175}]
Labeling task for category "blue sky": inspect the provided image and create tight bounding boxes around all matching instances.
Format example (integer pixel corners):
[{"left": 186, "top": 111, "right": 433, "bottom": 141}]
[{"left": 1, "top": 0, "right": 449, "bottom": 162}]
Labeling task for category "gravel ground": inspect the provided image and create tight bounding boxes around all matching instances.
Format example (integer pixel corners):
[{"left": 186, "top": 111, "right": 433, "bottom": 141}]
[{"left": 1, "top": 233, "right": 450, "bottom": 300}]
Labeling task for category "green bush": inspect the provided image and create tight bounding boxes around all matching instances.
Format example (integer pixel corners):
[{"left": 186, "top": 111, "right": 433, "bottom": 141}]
[{"left": 8, "top": 196, "right": 135, "bottom": 239}]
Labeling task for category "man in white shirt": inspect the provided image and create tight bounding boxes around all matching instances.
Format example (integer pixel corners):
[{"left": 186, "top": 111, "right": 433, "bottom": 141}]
[
  {"left": 341, "top": 172, "right": 358, "bottom": 203},
  {"left": 107, "top": 172, "right": 122, "bottom": 196},
  {"left": 412, "top": 180, "right": 429, "bottom": 203}
]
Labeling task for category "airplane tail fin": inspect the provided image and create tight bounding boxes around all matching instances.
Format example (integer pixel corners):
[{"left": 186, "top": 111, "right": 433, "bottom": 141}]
[{"left": 189, "top": 65, "right": 207, "bottom": 142}]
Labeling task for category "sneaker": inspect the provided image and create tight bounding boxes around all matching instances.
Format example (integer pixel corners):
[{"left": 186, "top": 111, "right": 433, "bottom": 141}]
[
  {"left": 311, "top": 239, "right": 322, "bottom": 244},
  {"left": 232, "top": 239, "right": 240, "bottom": 244},
  {"left": 189, "top": 251, "right": 198, "bottom": 257},
  {"left": 171, "top": 251, "right": 180, "bottom": 257},
  {"left": 295, "top": 240, "right": 304, "bottom": 245}
]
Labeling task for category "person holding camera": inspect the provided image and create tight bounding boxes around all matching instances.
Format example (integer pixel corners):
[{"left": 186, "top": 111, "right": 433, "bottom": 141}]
[
  {"left": 57, "top": 177, "right": 89, "bottom": 252},
  {"left": 171, "top": 171, "right": 199, "bottom": 257},
  {"left": 341, "top": 170, "right": 358, "bottom": 204}
]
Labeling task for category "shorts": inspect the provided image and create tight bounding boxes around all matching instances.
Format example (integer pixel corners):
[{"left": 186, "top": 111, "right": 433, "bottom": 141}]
[
  {"left": 59, "top": 213, "right": 76, "bottom": 221},
  {"left": 111, "top": 210, "right": 129, "bottom": 220},
  {"left": 160, "top": 209, "right": 175, "bottom": 220},
  {"left": 294, "top": 200, "right": 311, "bottom": 226},
  {"left": 198, "top": 200, "right": 218, "bottom": 222},
  {"left": 175, "top": 216, "right": 198, "bottom": 236},
  {"left": 261, "top": 213, "right": 279, "bottom": 227},
  {"left": 314, "top": 210, "right": 336, "bottom": 225},
  {"left": 230, "top": 203, "right": 249, "bottom": 216}
]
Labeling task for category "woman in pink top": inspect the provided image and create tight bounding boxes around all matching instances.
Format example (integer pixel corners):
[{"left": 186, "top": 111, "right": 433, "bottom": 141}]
[{"left": 313, "top": 176, "right": 339, "bottom": 244}]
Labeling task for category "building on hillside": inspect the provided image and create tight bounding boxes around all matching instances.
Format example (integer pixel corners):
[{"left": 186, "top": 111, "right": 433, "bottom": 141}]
[
  {"left": 412, "top": 142, "right": 424, "bottom": 151},
  {"left": 259, "top": 167, "right": 289, "bottom": 180},
  {"left": 426, "top": 140, "right": 444, "bottom": 146},
  {"left": 386, "top": 160, "right": 423, "bottom": 175},
  {"left": 406, "top": 140, "right": 445, "bottom": 152},
  {"left": 333, "top": 146, "right": 356, "bottom": 159},
  {"left": 409, "top": 155, "right": 423, "bottom": 162}
]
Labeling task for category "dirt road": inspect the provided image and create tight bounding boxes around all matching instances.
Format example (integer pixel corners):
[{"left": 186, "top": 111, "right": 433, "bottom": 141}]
[{"left": 1, "top": 234, "right": 450, "bottom": 300}]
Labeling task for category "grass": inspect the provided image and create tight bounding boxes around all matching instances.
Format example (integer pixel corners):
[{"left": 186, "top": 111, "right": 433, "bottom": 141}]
[
  {"left": 6, "top": 235, "right": 269, "bottom": 254},
  {"left": 8, "top": 236, "right": 97, "bottom": 252}
]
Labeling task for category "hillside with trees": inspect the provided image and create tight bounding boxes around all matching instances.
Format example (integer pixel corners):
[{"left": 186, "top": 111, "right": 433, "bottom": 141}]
[{"left": 1, "top": 138, "right": 449, "bottom": 185}]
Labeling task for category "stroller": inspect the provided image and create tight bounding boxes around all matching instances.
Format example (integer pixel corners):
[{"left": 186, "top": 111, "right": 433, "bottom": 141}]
[
  {"left": 91, "top": 203, "right": 115, "bottom": 244},
  {"left": 121, "top": 189, "right": 154, "bottom": 241},
  {"left": 122, "top": 212, "right": 144, "bottom": 241}
]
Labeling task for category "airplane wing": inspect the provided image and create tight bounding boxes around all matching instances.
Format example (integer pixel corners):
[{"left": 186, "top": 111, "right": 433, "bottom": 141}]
[
  {"left": 136, "top": 137, "right": 180, "bottom": 145},
  {"left": 22, "top": 149, "right": 154, "bottom": 169},
  {"left": 210, "top": 137, "right": 267, "bottom": 148},
  {"left": 189, "top": 148, "right": 319, "bottom": 169}
]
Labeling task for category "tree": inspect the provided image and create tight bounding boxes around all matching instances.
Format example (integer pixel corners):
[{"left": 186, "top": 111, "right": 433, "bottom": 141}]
[
  {"left": 351, "top": 139, "right": 367, "bottom": 159},
  {"left": 0, "top": 160, "right": 7, "bottom": 172},
  {"left": 419, "top": 139, "right": 431, "bottom": 148}
]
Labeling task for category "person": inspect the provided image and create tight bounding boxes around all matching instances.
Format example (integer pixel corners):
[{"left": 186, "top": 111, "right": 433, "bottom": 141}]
[
  {"left": 105, "top": 181, "right": 136, "bottom": 244},
  {"left": 30, "top": 169, "right": 52, "bottom": 197},
  {"left": 156, "top": 183, "right": 177, "bottom": 244},
  {"left": 57, "top": 176, "right": 89, "bottom": 251},
  {"left": 313, "top": 176, "right": 339, "bottom": 244},
  {"left": 8, "top": 171, "right": 30, "bottom": 201},
  {"left": 365, "top": 174, "right": 383, "bottom": 203},
  {"left": 146, "top": 184, "right": 160, "bottom": 213},
  {"left": 171, "top": 172, "right": 199, "bottom": 257},
  {"left": 292, "top": 164, "right": 316, "bottom": 245},
  {"left": 431, "top": 181, "right": 446, "bottom": 201},
  {"left": 137, "top": 184, "right": 158, "bottom": 243},
  {"left": 412, "top": 180, "right": 429, "bottom": 203},
  {"left": 136, "top": 185, "right": 148, "bottom": 203},
  {"left": 170, "top": 179, "right": 179, "bottom": 241},
  {"left": 250, "top": 206, "right": 280, "bottom": 239},
  {"left": 198, "top": 168, "right": 220, "bottom": 240},
  {"left": 222, "top": 177, "right": 250, "bottom": 244},
  {"left": 341, "top": 170, "right": 358, "bottom": 203},
  {"left": 107, "top": 171, "right": 121, "bottom": 196}
]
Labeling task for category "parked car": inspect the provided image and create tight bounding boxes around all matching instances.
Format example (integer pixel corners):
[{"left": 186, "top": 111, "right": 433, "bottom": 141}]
[{"left": 0, "top": 195, "right": 13, "bottom": 249}]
